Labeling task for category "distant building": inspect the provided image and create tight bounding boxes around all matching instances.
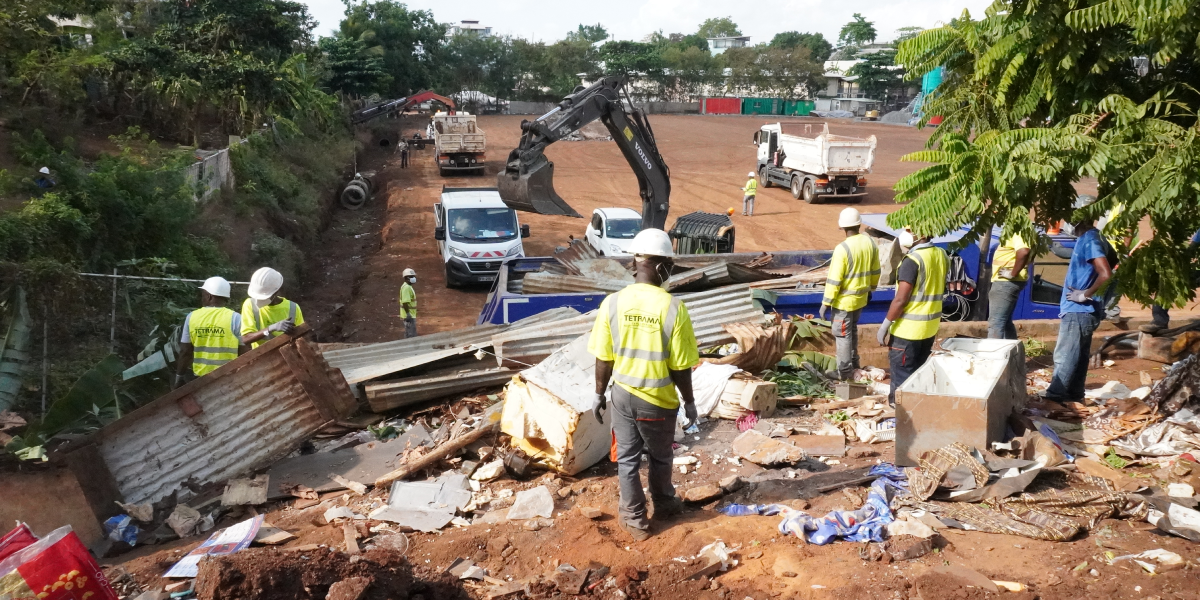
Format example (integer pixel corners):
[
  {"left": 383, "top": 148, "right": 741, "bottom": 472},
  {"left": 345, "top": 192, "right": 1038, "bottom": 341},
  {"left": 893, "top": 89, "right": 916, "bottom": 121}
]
[
  {"left": 707, "top": 36, "right": 750, "bottom": 55},
  {"left": 448, "top": 20, "right": 492, "bottom": 38}
]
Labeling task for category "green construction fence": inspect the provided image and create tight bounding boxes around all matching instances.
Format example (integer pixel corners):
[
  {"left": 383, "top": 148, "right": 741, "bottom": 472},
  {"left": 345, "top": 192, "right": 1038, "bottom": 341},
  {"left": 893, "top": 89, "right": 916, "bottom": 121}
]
[{"left": 740, "top": 98, "right": 815, "bottom": 116}]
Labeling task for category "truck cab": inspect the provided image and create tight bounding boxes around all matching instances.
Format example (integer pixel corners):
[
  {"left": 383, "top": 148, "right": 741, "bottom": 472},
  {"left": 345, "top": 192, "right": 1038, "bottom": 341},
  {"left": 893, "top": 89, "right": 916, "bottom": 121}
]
[
  {"left": 584, "top": 208, "right": 642, "bottom": 256},
  {"left": 434, "top": 187, "right": 530, "bottom": 287}
]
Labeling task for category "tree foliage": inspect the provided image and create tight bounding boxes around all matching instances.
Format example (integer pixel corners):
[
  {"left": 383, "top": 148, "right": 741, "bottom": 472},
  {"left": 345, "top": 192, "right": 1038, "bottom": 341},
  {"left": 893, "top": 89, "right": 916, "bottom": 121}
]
[
  {"left": 838, "top": 13, "right": 877, "bottom": 46},
  {"left": 846, "top": 49, "right": 904, "bottom": 101},
  {"left": 338, "top": 0, "right": 446, "bottom": 97},
  {"left": 696, "top": 17, "right": 742, "bottom": 39},
  {"left": 891, "top": 0, "right": 1200, "bottom": 308},
  {"left": 770, "top": 31, "right": 834, "bottom": 62}
]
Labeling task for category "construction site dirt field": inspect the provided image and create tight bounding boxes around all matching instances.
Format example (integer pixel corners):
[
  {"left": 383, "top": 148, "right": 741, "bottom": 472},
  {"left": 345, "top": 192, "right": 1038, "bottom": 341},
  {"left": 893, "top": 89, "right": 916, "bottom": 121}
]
[{"left": 303, "top": 115, "right": 938, "bottom": 342}]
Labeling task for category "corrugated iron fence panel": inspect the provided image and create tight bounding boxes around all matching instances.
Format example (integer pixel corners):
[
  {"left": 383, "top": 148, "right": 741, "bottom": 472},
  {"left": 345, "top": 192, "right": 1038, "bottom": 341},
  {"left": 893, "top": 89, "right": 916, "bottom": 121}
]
[{"left": 703, "top": 97, "right": 741, "bottom": 115}]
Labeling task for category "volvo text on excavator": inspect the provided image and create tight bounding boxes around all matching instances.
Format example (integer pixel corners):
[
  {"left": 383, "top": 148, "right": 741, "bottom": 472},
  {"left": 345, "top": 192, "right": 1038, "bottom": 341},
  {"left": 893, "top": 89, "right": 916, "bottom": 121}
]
[{"left": 496, "top": 77, "right": 734, "bottom": 252}]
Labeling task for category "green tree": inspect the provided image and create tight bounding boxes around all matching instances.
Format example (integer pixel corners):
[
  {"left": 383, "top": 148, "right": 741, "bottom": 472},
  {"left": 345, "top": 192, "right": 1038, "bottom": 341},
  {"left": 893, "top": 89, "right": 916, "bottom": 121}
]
[
  {"left": 696, "top": 17, "right": 741, "bottom": 39},
  {"left": 756, "top": 45, "right": 823, "bottom": 99},
  {"left": 441, "top": 33, "right": 520, "bottom": 99},
  {"left": 845, "top": 49, "right": 903, "bottom": 101},
  {"left": 567, "top": 24, "right": 608, "bottom": 44},
  {"left": 318, "top": 33, "right": 390, "bottom": 96},
  {"left": 893, "top": 26, "right": 923, "bottom": 43},
  {"left": 338, "top": 0, "right": 447, "bottom": 97},
  {"left": 891, "top": 0, "right": 1200, "bottom": 308},
  {"left": 838, "top": 13, "right": 876, "bottom": 46},
  {"left": 769, "top": 31, "right": 833, "bottom": 62},
  {"left": 601, "top": 40, "right": 663, "bottom": 80}
]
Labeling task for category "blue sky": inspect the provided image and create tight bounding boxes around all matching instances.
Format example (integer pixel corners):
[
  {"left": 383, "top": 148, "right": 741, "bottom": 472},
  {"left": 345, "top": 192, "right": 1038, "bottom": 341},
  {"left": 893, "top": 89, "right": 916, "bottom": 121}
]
[{"left": 300, "top": 0, "right": 992, "bottom": 44}]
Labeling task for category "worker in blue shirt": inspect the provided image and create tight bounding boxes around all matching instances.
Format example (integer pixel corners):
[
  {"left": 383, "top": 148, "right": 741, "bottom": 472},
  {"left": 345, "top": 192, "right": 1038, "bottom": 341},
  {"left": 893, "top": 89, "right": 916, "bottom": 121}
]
[{"left": 1045, "top": 199, "right": 1112, "bottom": 402}]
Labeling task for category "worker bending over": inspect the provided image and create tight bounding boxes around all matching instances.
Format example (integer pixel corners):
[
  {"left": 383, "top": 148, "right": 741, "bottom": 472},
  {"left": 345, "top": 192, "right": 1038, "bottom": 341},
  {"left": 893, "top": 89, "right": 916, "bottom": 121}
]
[
  {"left": 878, "top": 231, "right": 948, "bottom": 405},
  {"left": 240, "top": 267, "right": 302, "bottom": 348},
  {"left": 1045, "top": 200, "right": 1111, "bottom": 402},
  {"left": 741, "top": 172, "right": 758, "bottom": 216},
  {"left": 175, "top": 277, "right": 243, "bottom": 389},
  {"left": 820, "top": 208, "right": 880, "bottom": 380},
  {"left": 399, "top": 268, "right": 418, "bottom": 338},
  {"left": 988, "top": 231, "right": 1032, "bottom": 340},
  {"left": 589, "top": 229, "right": 699, "bottom": 542}
]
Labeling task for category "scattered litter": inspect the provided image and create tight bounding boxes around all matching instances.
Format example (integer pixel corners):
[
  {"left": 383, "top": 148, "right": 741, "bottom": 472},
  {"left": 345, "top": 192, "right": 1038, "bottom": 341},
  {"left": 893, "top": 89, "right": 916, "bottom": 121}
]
[
  {"left": 731, "top": 429, "right": 806, "bottom": 465},
  {"left": 1085, "top": 380, "right": 1131, "bottom": 401},
  {"left": 1168, "top": 482, "right": 1195, "bottom": 498},
  {"left": 253, "top": 523, "right": 296, "bottom": 545},
  {"left": 506, "top": 486, "right": 555, "bottom": 520},
  {"left": 164, "top": 515, "right": 263, "bottom": 578},
  {"left": 370, "top": 473, "right": 472, "bottom": 532},
  {"left": 447, "top": 557, "right": 488, "bottom": 580},
  {"left": 323, "top": 506, "right": 362, "bottom": 522},
  {"left": 166, "top": 504, "right": 203, "bottom": 538},
  {"left": 0, "top": 525, "right": 120, "bottom": 600},
  {"left": 330, "top": 474, "right": 368, "bottom": 495},
  {"left": 472, "top": 459, "right": 505, "bottom": 481},
  {"left": 222, "top": 474, "right": 270, "bottom": 506},
  {"left": 103, "top": 515, "right": 140, "bottom": 546},
  {"left": 885, "top": 514, "right": 935, "bottom": 539},
  {"left": 778, "top": 474, "right": 895, "bottom": 545},
  {"left": 116, "top": 501, "right": 155, "bottom": 523},
  {"left": 673, "top": 456, "right": 699, "bottom": 465}
]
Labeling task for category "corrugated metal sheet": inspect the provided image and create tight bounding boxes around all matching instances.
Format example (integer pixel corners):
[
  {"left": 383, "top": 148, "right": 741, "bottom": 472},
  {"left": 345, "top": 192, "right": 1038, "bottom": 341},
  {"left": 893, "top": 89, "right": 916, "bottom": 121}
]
[
  {"left": 324, "top": 307, "right": 579, "bottom": 383},
  {"left": 364, "top": 368, "right": 516, "bottom": 412},
  {"left": 494, "top": 284, "right": 768, "bottom": 363},
  {"left": 553, "top": 239, "right": 602, "bottom": 275},
  {"left": 521, "top": 272, "right": 628, "bottom": 295},
  {"left": 89, "top": 331, "right": 354, "bottom": 504}
]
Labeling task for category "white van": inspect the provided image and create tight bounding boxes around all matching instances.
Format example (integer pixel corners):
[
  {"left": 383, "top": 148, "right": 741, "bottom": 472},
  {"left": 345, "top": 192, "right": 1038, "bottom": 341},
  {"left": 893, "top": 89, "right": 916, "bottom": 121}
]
[
  {"left": 434, "top": 187, "right": 529, "bottom": 287},
  {"left": 584, "top": 207, "right": 642, "bottom": 256}
]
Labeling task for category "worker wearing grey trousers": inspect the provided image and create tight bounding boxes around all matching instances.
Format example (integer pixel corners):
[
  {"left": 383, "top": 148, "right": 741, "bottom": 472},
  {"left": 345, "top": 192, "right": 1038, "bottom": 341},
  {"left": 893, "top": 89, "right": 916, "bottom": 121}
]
[
  {"left": 608, "top": 385, "right": 677, "bottom": 530},
  {"left": 832, "top": 308, "right": 861, "bottom": 378}
]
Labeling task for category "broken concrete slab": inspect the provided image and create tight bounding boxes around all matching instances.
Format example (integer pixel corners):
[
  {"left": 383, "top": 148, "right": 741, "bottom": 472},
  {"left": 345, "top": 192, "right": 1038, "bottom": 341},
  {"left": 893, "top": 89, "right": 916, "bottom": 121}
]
[
  {"left": 370, "top": 473, "right": 473, "bottom": 533},
  {"left": 682, "top": 484, "right": 723, "bottom": 503},
  {"left": 789, "top": 434, "right": 847, "bottom": 457},
  {"left": 222, "top": 474, "right": 269, "bottom": 506},
  {"left": 506, "top": 486, "right": 555, "bottom": 520},
  {"left": 731, "top": 430, "right": 806, "bottom": 465}
]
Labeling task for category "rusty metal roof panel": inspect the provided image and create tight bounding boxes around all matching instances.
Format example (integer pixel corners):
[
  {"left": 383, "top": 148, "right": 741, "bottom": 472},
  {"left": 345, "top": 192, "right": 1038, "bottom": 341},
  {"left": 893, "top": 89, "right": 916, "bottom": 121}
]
[
  {"left": 364, "top": 367, "right": 516, "bottom": 412},
  {"left": 520, "top": 273, "right": 628, "bottom": 295},
  {"left": 553, "top": 239, "right": 602, "bottom": 275},
  {"left": 89, "top": 331, "right": 352, "bottom": 505}
]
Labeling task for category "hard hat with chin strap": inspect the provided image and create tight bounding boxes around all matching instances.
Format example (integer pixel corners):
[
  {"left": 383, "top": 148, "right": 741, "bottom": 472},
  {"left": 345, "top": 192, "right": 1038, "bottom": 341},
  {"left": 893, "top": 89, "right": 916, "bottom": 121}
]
[
  {"left": 627, "top": 228, "right": 674, "bottom": 258},
  {"left": 838, "top": 207, "right": 862, "bottom": 228},
  {"left": 247, "top": 267, "right": 283, "bottom": 300}
]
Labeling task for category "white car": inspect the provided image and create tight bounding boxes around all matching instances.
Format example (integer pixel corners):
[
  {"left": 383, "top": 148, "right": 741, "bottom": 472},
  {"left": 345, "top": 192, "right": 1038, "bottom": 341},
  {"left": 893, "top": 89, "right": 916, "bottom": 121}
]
[{"left": 585, "top": 208, "right": 642, "bottom": 256}]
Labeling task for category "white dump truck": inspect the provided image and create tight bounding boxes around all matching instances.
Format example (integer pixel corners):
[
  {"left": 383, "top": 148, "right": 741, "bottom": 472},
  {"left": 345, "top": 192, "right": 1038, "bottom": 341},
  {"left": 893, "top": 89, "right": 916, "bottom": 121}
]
[
  {"left": 753, "top": 122, "right": 876, "bottom": 203},
  {"left": 429, "top": 111, "right": 486, "bottom": 176}
]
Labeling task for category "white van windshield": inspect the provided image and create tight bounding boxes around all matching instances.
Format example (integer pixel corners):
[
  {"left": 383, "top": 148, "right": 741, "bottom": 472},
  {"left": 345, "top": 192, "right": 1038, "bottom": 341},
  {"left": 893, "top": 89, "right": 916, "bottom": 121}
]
[{"left": 448, "top": 208, "right": 518, "bottom": 242}]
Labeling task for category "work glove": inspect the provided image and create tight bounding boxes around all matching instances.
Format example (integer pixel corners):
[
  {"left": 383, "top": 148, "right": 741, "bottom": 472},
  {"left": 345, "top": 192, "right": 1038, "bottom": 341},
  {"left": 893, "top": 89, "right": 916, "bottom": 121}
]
[
  {"left": 267, "top": 319, "right": 296, "bottom": 335},
  {"left": 1066, "top": 288, "right": 1090, "bottom": 304},
  {"left": 997, "top": 268, "right": 1014, "bottom": 279},
  {"left": 877, "top": 318, "right": 893, "bottom": 347},
  {"left": 819, "top": 304, "right": 832, "bottom": 322},
  {"left": 593, "top": 392, "right": 607, "bottom": 424},
  {"left": 682, "top": 401, "right": 699, "bottom": 430}
]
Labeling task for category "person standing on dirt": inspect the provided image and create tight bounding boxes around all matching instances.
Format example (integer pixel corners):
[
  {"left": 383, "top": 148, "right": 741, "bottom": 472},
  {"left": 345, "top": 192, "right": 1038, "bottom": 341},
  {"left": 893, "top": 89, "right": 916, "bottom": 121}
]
[
  {"left": 877, "top": 231, "right": 948, "bottom": 406},
  {"left": 239, "top": 267, "right": 302, "bottom": 349},
  {"left": 821, "top": 207, "right": 880, "bottom": 380},
  {"left": 398, "top": 140, "right": 409, "bottom": 168},
  {"left": 741, "top": 172, "right": 758, "bottom": 216},
  {"left": 399, "top": 268, "right": 418, "bottom": 338},
  {"left": 1045, "top": 199, "right": 1112, "bottom": 403},
  {"left": 589, "top": 228, "right": 699, "bottom": 542},
  {"left": 174, "top": 277, "right": 243, "bottom": 389},
  {"left": 987, "top": 231, "right": 1032, "bottom": 340}
]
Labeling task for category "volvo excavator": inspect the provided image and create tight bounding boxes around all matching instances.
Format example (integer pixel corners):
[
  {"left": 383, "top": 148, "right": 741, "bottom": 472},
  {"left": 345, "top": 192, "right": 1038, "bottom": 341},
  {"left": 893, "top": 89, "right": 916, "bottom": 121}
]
[{"left": 497, "top": 77, "right": 734, "bottom": 253}]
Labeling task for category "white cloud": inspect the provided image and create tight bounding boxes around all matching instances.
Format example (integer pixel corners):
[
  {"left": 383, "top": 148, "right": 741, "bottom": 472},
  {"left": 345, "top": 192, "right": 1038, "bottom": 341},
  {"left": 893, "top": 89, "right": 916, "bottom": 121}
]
[{"left": 300, "top": 0, "right": 992, "bottom": 44}]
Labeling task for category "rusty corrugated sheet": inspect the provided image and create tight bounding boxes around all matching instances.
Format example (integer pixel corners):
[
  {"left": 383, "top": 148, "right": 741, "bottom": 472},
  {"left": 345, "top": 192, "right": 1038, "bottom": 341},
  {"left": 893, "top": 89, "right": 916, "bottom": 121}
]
[
  {"left": 521, "top": 272, "right": 628, "bottom": 295},
  {"left": 88, "top": 329, "right": 353, "bottom": 504},
  {"left": 323, "top": 307, "right": 579, "bottom": 383},
  {"left": 553, "top": 239, "right": 602, "bottom": 275},
  {"left": 364, "top": 367, "right": 516, "bottom": 412}
]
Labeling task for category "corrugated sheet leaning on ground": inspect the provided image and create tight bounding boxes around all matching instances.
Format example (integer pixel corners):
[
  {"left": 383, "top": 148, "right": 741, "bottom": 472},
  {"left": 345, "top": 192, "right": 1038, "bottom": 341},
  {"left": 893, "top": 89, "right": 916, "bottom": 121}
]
[
  {"left": 364, "top": 367, "right": 517, "bottom": 412},
  {"left": 323, "top": 307, "right": 579, "bottom": 383},
  {"left": 91, "top": 331, "right": 352, "bottom": 504},
  {"left": 493, "top": 284, "right": 768, "bottom": 364}
]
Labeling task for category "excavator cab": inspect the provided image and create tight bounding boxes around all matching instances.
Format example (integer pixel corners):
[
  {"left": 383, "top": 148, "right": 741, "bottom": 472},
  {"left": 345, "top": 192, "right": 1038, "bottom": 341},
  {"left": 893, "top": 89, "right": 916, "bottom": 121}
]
[{"left": 496, "top": 150, "right": 582, "bottom": 218}]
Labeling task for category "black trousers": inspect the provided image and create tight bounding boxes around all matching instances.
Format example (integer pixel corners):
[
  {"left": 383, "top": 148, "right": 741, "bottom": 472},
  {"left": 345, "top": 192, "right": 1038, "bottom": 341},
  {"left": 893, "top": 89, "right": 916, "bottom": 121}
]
[{"left": 888, "top": 335, "right": 935, "bottom": 405}]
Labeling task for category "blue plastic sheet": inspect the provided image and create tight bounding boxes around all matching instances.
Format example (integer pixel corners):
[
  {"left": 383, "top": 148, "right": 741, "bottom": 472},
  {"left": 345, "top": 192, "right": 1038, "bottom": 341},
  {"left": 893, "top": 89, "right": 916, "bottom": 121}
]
[
  {"left": 777, "top": 477, "right": 896, "bottom": 544},
  {"left": 103, "top": 515, "right": 139, "bottom": 546},
  {"left": 716, "top": 503, "right": 789, "bottom": 517}
]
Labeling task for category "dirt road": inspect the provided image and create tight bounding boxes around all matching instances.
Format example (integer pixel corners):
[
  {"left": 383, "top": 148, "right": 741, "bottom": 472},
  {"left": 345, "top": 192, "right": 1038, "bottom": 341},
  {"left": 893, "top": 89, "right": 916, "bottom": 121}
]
[{"left": 302, "top": 115, "right": 935, "bottom": 341}]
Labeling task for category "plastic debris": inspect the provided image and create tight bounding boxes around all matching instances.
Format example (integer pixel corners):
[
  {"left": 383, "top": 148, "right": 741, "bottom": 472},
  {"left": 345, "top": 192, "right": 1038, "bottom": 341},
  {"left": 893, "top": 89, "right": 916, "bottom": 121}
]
[
  {"left": 507, "top": 486, "right": 555, "bottom": 520},
  {"left": 472, "top": 459, "right": 505, "bottom": 481},
  {"left": 103, "top": 515, "right": 140, "bottom": 546},
  {"left": 323, "top": 506, "right": 361, "bottom": 522}
]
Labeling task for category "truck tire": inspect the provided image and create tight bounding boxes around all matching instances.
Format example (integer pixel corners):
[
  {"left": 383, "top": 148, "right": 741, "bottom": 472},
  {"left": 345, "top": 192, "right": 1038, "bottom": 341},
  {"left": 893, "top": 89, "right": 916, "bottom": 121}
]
[
  {"left": 444, "top": 264, "right": 459, "bottom": 289},
  {"left": 759, "top": 166, "right": 773, "bottom": 188},
  {"left": 802, "top": 179, "right": 817, "bottom": 204},
  {"left": 790, "top": 176, "right": 802, "bottom": 199}
]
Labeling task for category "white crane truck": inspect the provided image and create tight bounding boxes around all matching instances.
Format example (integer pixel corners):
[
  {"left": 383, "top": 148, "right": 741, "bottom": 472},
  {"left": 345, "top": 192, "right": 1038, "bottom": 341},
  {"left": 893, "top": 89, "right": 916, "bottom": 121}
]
[{"left": 754, "top": 122, "right": 877, "bottom": 203}]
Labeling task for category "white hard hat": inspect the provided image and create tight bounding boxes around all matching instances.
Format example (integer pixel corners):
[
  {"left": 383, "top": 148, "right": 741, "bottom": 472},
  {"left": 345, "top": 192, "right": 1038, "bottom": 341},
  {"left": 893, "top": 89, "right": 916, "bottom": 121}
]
[
  {"left": 199, "top": 276, "right": 231, "bottom": 298},
  {"left": 748, "top": 171, "right": 756, "bottom": 178},
  {"left": 38, "top": 167, "right": 50, "bottom": 175},
  {"left": 838, "top": 207, "right": 862, "bottom": 228},
  {"left": 403, "top": 268, "right": 416, "bottom": 277},
  {"left": 627, "top": 228, "right": 674, "bottom": 258},
  {"left": 898, "top": 231, "right": 915, "bottom": 250},
  {"left": 247, "top": 267, "right": 283, "bottom": 300}
]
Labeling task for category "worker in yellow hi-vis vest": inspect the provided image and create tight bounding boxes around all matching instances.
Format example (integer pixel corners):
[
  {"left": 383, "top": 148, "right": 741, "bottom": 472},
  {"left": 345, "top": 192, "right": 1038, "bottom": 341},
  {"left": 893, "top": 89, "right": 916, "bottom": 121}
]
[
  {"left": 820, "top": 207, "right": 880, "bottom": 380},
  {"left": 399, "top": 268, "right": 418, "bottom": 338},
  {"left": 175, "top": 277, "right": 243, "bottom": 389},
  {"left": 877, "top": 231, "right": 948, "bottom": 406},
  {"left": 589, "top": 228, "right": 700, "bottom": 543},
  {"left": 240, "top": 267, "right": 303, "bottom": 348},
  {"left": 741, "top": 171, "right": 758, "bottom": 216}
]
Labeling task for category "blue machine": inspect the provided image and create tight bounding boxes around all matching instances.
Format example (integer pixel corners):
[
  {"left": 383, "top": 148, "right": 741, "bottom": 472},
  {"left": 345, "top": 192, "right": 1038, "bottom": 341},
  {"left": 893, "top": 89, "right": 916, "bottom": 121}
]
[{"left": 477, "top": 214, "right": 1077, "bottom": 325}]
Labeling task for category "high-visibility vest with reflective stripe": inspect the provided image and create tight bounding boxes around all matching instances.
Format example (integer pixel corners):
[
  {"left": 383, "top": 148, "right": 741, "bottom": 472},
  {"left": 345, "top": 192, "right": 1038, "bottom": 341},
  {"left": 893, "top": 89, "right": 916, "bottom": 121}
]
[
  {"left": 188, "top": 307, "right": 240, "bottom": 376},
  {"left": 241, "top": 298, "right": 300, "bottom": 349},
  {"left": 744, "top": 179, "right": 757, "bottom": 196},
  {"left": 604, "top": 286, "right": 689, "bottom": 409},
  {"left": 891, "top": 245, "right": 948, "bottom": 341},
  {"left": 822, "top": 233, "right": 881, "bottom": 311}
]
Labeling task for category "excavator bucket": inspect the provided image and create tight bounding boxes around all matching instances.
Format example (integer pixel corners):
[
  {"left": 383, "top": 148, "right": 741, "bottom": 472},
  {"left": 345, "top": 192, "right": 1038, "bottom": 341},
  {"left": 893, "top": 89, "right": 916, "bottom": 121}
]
[{"left": 496, "top": 156, "right": 583, "bottom": 218}]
